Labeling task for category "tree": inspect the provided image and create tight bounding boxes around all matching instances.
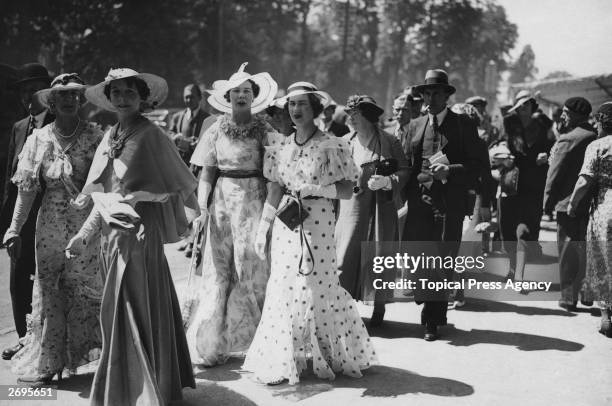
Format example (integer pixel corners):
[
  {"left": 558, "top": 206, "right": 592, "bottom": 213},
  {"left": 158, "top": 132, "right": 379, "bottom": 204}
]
[{"left": 509, "top": 44, "right": 538, "bottom": 84}]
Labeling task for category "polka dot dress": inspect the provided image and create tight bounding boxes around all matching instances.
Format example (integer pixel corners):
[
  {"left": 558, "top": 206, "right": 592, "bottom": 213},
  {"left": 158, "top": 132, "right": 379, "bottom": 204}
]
[{"left": 243, "top": 132, "right": 377, "bottom": 384}]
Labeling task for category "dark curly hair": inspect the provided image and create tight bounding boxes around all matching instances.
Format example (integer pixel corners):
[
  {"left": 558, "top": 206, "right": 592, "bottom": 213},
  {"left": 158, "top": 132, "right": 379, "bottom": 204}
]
[
  {"left": 223, "top": 79, "right": 260, "bottom": 102},
  {"left": 103, "top": 76, "right": 150, "bottom": 101}
]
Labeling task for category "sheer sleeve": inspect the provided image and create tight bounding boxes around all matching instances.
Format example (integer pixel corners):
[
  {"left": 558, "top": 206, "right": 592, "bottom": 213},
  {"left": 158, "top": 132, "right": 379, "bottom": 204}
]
[
  {"left": 314, "top": 137, "right": 360, "bottom": 185},
  {"left": 579, "top": 140, "right": 598, "bottom": 178},
  {"left": 262, "top": 130, "right": 286, "bottom": 184},
  {"left": 11, "top": 129, "right": 51, "bottom": 192},
  {"left": 190, "top": 118, "right": 221, "bottom": 167}
]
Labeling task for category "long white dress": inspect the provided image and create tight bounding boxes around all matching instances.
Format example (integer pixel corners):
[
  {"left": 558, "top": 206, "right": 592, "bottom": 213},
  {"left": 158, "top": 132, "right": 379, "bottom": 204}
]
[{"left": 243, "top": 132, "right": 378, "bottom": 384}]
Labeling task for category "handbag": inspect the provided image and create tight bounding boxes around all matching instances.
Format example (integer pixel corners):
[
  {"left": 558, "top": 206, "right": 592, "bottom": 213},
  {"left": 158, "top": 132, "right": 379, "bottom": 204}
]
[{"left": 276, "top": 197, "right": 309, "bottom": 231}]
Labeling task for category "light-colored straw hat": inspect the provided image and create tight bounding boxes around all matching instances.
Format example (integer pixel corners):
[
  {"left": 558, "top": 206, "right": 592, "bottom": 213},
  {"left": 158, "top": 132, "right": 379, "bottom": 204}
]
[
  {"left": 207, "top": 62, "right": 278, "bottom": 114},
  {"left": 273, "top": 81, "right": 331, "bottom": 107},
  {"left": 85, "top": 67, "right": 168, "bottom": 112},
  {"left": 36, "top": 73, "right": 88, "bottom": 108}
]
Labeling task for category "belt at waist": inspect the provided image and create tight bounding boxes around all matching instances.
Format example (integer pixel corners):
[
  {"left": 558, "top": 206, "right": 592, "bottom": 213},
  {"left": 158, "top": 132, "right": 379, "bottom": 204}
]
[
  {"left": 218, "top": 169, "right": 263, "bottom": 178},
  {"left": 282, "top": 189, "right": 322, "bottom": 200}
]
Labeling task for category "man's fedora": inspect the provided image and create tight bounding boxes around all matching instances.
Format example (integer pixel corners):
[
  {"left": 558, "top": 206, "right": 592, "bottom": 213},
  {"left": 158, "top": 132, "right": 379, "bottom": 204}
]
[
  {"left": 415, "top": 69, "right": 456, "bottom": 95},
  {"left": 15, "top": 63, "right": 51, "bottom": 86}
]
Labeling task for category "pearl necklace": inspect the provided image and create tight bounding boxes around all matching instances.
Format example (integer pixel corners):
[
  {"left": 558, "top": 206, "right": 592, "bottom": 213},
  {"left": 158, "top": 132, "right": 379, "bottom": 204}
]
[{"left": 53, "top": 119, "right": 81, "bottom": 139}]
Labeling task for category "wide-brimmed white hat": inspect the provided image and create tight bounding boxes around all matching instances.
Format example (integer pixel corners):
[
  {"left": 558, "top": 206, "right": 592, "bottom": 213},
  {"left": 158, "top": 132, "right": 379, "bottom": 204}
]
[
  {"left": 508, "top": 89, "right": 536, "bottom": 113},
  {"left": 207, "top": 62, "right": 278, "bottom": 114},
  {"left": 273, "top": 81, "right": 331, "bottom": 107},
  {"left": 36, "top": 73, "right": 88, "bottom": 108},
  {"left": 85, "top": 68, "right": 168, "bottom": 112}
]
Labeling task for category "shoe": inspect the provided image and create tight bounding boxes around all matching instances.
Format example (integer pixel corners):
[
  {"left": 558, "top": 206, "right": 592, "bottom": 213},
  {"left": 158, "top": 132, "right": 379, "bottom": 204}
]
[
  {"left": 185, "top": 248, "right": 193, "bottom": 258},
  {"left": 266, "top": 378, "right": 288, "bottom": 386},
  {"left": 424, "top": 323, "right": 438, "bottom": 341},
  {"left": 17, "top": 370, "right": 62, "bottom": 386},
  {"left": 454, "top": 300, "right": 466, "bottom": 308},
  {"left": 505, "top": 268, "right": 515, "bottom": 281},
  {"left": 2, "top": 343, "right": 23, "bottom": 360},
  {"left": 599, "top": 319, "right": 612, "bottom": 338},
  {"left": 558, "top": 300, "right": 577, "bottom": 312},
  {"left": 177, "top": 242, "right": 188, "bottom": 251},
  {"left": 581, "top": 300, "right": 593, "bottom": 307}
]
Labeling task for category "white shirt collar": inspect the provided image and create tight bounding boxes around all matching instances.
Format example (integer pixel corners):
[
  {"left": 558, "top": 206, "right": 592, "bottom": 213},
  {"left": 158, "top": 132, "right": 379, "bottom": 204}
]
[
  {"left": 184, "top": 106, "right": 200, "bottom": 121},
  {"left": 428, "top": 107, "right": 448, "bottom": 127}
]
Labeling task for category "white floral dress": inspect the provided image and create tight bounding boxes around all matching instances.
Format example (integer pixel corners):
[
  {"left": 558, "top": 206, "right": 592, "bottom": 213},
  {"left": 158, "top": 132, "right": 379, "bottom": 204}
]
[
  {"left": 243, "top": 132, "right": 378, "bottom": 384},
  {"left": 185, "top": 115, "right": 283, "bottom": 365},
  {"left": 10, "top": 123, "right": 103, "bottom": 376}
]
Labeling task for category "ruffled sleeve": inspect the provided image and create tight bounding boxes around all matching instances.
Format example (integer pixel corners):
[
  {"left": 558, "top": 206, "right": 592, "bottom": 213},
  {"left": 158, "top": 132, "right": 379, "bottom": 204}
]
[
  {"left": 190, "top": 117, "right": 221, "bottom": 167},
  {"left": 11, "top": 128, "right": 52, "bottom": 192},
  {"left": 312, "top": 136, "right": 360, "bottom": 185}
]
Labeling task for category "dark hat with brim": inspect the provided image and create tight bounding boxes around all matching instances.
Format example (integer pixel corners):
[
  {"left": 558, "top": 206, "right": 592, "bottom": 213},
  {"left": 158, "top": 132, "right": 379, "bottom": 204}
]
[
  {"left": 345, "top": 94, "right": 384, "bottom": 118},
  {"left": 415, "top": 69, "right": 456, "bottom": 95},
  {"left": 564, "top": 96, "right": 592, "bottom": 116},
  {"left": 15, "top": 63, "right": 51, "bottom": 86},
  {"left": 465, "top": 95, "right": 487, "bottom": 106}
]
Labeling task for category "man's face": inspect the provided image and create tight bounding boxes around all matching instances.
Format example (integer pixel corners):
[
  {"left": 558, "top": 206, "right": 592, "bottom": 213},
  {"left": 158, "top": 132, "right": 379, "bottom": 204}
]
[
  {"left": 183, "top": 86, "right": 201, "bottom": 111},
  {"left": 392, "top": 96, "right": 411, "bottom": 126},
  {"left": 422, "top": 87, "right": 450, "bottom": 115},
  {"left": 19, "top": 80, "right": 48, "bottom": 114},
  {"left": 560, "top": 106, "right": 584, "bottom": 129}
]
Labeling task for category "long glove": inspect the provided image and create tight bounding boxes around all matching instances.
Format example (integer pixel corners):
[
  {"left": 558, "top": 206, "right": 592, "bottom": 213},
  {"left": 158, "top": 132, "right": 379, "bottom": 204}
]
[
  {"left": 65, "top": 208, "right": 101, "bottom": 259},
  {"left": 295, "top": 183, "right": 337, "bottom": 199},
  {"left": 2, "top": 190, "right": 36, "bottom": 259},
  {"left": 197, "top": 180, "right": 212, "bottom": 218},
  {"left": 254, "top": 202, "right": 276, "bottom": 260}
]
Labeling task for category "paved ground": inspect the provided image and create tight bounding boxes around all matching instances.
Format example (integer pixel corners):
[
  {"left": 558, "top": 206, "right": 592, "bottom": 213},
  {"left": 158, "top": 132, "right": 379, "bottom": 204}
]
[{"left": 0, "top": 220, "right": 611, "bottom": 406}]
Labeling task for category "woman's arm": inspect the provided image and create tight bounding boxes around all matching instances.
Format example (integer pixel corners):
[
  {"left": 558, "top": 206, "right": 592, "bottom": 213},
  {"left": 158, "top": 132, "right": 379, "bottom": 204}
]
[
  {"left": 2, "top": 190, "right": 36, "bottom": 243},
  {"left": 567, "top": 174, "right": 594, "bottom": 217}
]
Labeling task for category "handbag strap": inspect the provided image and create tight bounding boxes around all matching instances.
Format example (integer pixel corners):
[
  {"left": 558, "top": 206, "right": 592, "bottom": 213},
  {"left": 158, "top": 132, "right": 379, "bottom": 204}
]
[{"left": 292, "top": 193, "right": 316, "bottom": 276}]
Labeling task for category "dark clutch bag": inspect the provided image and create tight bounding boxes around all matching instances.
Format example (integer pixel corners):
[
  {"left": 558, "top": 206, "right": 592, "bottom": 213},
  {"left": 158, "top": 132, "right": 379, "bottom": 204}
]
[
  {"left": 372, "top": 158, "right": 399, "bottom": 176},
  {"left": 276, "top": 198, "right": 309, "bottom": 231}
]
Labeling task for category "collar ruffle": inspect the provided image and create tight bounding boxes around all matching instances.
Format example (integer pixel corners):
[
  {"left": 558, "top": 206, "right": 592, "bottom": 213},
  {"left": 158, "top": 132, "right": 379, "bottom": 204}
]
[{"left": 219, "top": 114, "right": 268, "bottom": 141}]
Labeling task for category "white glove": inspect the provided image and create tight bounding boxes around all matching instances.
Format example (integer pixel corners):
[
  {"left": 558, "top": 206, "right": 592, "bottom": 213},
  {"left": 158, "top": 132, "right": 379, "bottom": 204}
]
[
  {"left": 198, "top": 181, "right": 212, "bottom": 218},
  {"left": 295, "top": 183, "right": 337, "bottom": 199},
  {"left": 367, "top": 175, "right": 391, "bottom": 191},
  {"left": 254, "top": 202, "right": 276, "bottom": 260}
]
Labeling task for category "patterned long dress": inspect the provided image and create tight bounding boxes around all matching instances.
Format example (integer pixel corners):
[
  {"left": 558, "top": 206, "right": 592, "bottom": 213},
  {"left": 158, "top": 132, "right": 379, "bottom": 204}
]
[
  {"left": 185, "top": 114, "right": 282, "bottom": 366},
  {"left": 11, "top": 123, "right": 103, "bottom": 376},
  {"left": 243, "top": 132, "right": 378, "bottom": 384},
  {"left": 579, "top": 135, "right": 612, "bottom": 307}
]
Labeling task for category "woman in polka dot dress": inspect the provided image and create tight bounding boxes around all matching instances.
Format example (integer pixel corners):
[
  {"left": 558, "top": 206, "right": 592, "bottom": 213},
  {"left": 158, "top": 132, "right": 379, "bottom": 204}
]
[{"left": 243, "top": 82, "right": 377, "bottom": 385}]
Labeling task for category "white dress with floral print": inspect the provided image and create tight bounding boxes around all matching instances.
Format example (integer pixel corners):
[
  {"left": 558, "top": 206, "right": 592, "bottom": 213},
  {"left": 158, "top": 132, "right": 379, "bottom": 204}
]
[{"left": 10, "top": 123, "right": 103, "bottom": 376}]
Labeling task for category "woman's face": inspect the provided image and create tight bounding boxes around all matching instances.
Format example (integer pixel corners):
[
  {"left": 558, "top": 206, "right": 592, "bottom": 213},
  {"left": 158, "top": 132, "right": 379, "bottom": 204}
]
[
  {"left": 50, "top": 89, "right": 82, "bottom": 117},
  {"left": 109, "top": 79, "right": 142, "bottom": 116},
  {"left": 347, "top": 108, "right": 369, "bottom": 133},
  {"left": 229, "top": 80, "right": 254, "bottom": 112},
  {"left": 288, "top": 94, "right": 315, "bottom": 126}
]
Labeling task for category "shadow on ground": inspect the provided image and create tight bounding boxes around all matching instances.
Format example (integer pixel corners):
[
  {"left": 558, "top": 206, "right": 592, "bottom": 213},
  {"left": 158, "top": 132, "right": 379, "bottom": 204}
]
[
  {"left": 267, "top": 365, "right": 474, "bottom": 402},
  {"left": 179, "top": 381, "right": 258, "bottom": 406},
  {"left": 367, "top": 319, "right": 583, "bottom": 352},
  {"left": 194, "top": 357, "right": 243, "bottom": 382},
  {"left": 455, "top": 298, "right": 578, "bottom": 317}
]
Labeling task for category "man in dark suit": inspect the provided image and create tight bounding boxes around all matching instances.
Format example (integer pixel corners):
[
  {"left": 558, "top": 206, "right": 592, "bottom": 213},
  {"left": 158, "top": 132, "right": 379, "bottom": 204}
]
[
  {"left": 400, "top": 69, "right": 482, "bottom": 341},
  {"left": 0, "top": 63, "right": 52, "bottom": 360},
  {"left": 169, "top": 83, "right": 210, "bottom": 165},
  {"left": 319, "top": 103, "right": 350, "bottom": 137},
  {"left": 543, "top": 97, "right": 596, "bottom": 311}
]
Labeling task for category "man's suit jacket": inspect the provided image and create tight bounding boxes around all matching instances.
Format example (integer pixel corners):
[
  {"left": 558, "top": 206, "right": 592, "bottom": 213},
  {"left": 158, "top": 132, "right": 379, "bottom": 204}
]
[
  {"left": 400, "top": 109, "right": 482, "bottom": 217},
  {"left": 0, "top": 113, "right": 53, "bottom": 237},
  {"left": 169, "top": 108, "right": 210, "bottom": 139},
  {"left": 543, "top": 122, "right": 596, "bottom": 214}
]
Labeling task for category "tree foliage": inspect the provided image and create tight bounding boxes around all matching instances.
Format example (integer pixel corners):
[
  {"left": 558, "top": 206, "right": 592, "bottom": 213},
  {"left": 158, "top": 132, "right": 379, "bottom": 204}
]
[
  {"left": 509, "top": 44, "right": 538, "bottom": 84},
  {"left": 1, "top": 0, "right": 519, "bottom": 108}
]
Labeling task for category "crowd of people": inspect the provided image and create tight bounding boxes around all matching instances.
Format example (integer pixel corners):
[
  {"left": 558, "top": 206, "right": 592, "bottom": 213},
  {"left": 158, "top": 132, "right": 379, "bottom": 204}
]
[{"left": 0, "top": 60, "right": 610, "bottom": 405}]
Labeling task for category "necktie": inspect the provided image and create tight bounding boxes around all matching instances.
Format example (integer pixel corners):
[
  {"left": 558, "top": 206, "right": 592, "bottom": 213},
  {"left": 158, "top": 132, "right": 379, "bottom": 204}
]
[
  {"left": 28, "top": 116, "right": 37, "bottom": 135},
  {"left": 431, "top": 114, "right": 441, "bottom": 154}
]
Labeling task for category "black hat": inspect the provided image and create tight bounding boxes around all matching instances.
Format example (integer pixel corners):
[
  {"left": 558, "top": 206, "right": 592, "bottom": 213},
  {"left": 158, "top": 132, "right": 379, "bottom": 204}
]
[
  {"left": 415, "top": 69, "right": 456, "bottom": 95},
  {"left": 345, "top": 94, "right": 384, "bottom": 120},
  {"left": 15, "top": 63, "right": 51, "bottom": 86},
  {"left": 564, "top": 96, "right": 592, "bottom": 116}
]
